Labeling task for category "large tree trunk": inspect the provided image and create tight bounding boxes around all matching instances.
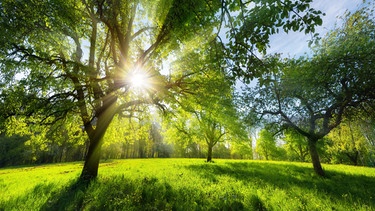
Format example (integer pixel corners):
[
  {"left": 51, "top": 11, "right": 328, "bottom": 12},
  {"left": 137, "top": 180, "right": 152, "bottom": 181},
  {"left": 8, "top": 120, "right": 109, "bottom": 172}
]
[
  {"left": 308, "top": 137, "right": 325, "bottom": 177},
  {"left": 80, "top": 95, "right": 117, "bottom": 181},
  {"left": 80, "top": 132, "right": 103, "bottom": 181},
  {"left": 207, "top": 144, "right": 213, "bottom": 162}
]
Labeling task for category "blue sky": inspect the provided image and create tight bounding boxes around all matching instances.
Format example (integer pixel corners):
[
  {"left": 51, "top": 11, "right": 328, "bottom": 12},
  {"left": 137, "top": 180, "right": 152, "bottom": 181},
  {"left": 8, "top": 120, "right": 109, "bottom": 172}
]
[{"left": 268, "top": 0, "right": 364, "bottom": 57}]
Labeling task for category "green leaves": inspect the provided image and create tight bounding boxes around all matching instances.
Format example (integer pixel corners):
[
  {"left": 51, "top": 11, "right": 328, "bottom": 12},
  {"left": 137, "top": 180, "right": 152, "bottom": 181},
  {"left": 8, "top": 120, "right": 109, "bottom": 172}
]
[
  {"left": 156, "top": 0, "right": 220, "bottom": 53},
  {"left": 327, "top": 119, "right": 369, "bottom": 165},
  {"left": 224, "top": 0, "right": 324, "bottom": 81},
  {"left": 162, "top": 39, "right": 247, "bottom": 158},
  {"left": 240, "top": 2, "right": 375, "bottom": 152},
  {"left": 255, "top": 129, "right": 279, "bottom": 160}
]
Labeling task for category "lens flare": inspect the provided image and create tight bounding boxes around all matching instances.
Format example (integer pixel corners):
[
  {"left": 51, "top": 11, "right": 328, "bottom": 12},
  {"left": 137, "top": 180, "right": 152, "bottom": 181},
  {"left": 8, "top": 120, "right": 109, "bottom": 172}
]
[{"left": 130, "top": 72, "right": 147, "bottom": 88}]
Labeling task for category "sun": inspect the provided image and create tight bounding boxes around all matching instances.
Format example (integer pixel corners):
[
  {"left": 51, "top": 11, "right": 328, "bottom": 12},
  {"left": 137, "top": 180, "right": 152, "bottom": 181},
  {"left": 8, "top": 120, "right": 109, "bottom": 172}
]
[
  {"left": 128, "top": 69, "right": 150, "bottom": 90},
  {"left": 130, "top": 72, "right": 146, "bottom": 88}
]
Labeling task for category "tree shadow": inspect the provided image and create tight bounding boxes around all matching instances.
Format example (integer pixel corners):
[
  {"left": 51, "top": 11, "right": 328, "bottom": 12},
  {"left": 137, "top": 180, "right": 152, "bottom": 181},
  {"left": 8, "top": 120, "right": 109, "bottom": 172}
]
[
  {"left": 4, "top": 161, "right": 373, "bottom": 210},
  {"left": 185, "top": 161, "right": 375, "bottom": 208},
  {"left": 0, "top": 182, "right": 78, "bottom": 211},
  {"left": 31, "top": 175, "right": 252, "bottom": 210},
  {"left": 40, "top": 179, "right": 89, "bottom": 211}
]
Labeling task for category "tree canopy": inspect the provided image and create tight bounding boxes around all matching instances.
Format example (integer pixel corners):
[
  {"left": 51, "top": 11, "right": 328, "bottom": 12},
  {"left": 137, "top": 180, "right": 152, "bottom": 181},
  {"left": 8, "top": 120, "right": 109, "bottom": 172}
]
[
  {"left": 0, "top": 0, "right": 223, "bottom": 180},
  {"left": 0, "top": 0, "right": 329, "bottom": 180}
]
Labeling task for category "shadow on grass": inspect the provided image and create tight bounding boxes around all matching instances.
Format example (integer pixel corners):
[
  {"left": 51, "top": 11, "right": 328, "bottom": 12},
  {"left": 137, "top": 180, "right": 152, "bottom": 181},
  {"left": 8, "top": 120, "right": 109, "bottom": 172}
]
[
  {"left": 35, "top": 175, "right": 255, "bottom": 210},
  {"left": 4, "top": 161, "right": 373, "bottom": 210},
  {"left": 40, "top": 179, "right": 89, "bottom": 211},
  {"left": 0, "top": 171, "right": 263, "bottom": 211},
  {"left": 185, "top": 161, "right": 375, "bottom": 208}
]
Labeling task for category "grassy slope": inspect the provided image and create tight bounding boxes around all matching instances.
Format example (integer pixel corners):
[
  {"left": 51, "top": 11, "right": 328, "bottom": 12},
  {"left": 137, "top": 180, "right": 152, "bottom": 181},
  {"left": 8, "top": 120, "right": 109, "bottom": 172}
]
[{"left": 0, "top": 159, "right": 374, "bottom": 210}]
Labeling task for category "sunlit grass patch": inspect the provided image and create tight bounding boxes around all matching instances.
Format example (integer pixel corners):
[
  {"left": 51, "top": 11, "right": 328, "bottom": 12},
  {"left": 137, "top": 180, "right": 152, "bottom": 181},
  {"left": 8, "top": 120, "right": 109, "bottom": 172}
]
[
  {"left": 0, "top": 163, "right": 81, "bottom": 198},
  {"left": 1, "top": 159, "right": 375, "bottom": 210}
]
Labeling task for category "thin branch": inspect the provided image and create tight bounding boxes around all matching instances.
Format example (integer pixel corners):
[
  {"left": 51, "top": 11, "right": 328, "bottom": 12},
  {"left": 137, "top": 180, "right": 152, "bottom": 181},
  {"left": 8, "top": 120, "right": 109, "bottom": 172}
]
[{"left": 131, "top": 27, "right": 156, "bottom": 41}]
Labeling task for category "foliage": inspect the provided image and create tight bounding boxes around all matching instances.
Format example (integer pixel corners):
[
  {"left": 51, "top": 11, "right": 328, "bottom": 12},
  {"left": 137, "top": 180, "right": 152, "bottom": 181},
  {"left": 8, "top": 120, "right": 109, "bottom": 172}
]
[
  {"left": 162, "top": 41, "right": 248, "bottom": 162},
  {"left": 162, "top": 107, "right": 206, "bottom": 158},
  {"left": 222, "top": 0, "right": 324, "bottom": 82},
  {"left": 101, "top": 111, "right": 173, "bottom": 159},
  {"left": 0, "top": 115, "right": 87, "bottom": 167},
  {"left": 0, "top": 0, "right": 224, "bottom": 179},
  {"left": 0, "top": 134, "right": 31, "bottom": 167},
  {"left": 255, "top": 129, "right": 279, "bottom": 160},
  {"left": 230, "top": 139, "right": 253, "bottom": 159},
  {"left": 282, "top": 129, "right": 309, "bottom": 162},
  {"left": 0, "top": 0, "right": 328, "bottom": 180},
  {"left": 240, "top": 3, "right": 375, "bottom": 176},
  {"left": 326, "top": 119, "right": 371, "bottom": 166},
  {"left": 1, "top": 159, "right": 375, "bottom": 210},
  {"left": 359, "top": 118, "right": 375, "bottom": 166}
]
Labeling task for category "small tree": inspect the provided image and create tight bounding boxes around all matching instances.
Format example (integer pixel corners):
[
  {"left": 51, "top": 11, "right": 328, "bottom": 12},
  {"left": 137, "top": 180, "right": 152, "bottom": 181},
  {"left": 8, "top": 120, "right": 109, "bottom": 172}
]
[
  {"left": 194, "top": 111, "right": 228, "bottom": 162},
  {"left": 327, "top": 119, "right": 369, "bottom": 165},
  {"left": 283, "top": 129, "right": 309, "bottom": 162},
  {"left": 255, "top": 129, "right": 279, "bottom": 160}
]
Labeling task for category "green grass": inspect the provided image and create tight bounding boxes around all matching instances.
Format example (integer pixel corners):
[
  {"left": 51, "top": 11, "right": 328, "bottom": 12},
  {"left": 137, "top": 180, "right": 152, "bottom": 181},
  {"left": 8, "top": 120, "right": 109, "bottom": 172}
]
[{"left": 1, "top": 159, "right": 374, "bottom": 210}]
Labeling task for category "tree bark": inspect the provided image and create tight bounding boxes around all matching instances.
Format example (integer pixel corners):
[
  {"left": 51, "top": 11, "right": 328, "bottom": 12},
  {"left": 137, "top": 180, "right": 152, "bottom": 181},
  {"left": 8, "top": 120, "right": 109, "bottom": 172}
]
[
  {"left": 80, "top": 132, "right": 103, "bottom": 181},
  {"left": 80, "top": 95, "right": 117, "bottom": 181},
  {"left": 207, "top": 144, "right": 213, "bottom": 162},
  {"left": 308, "top": 137, "right": 325, "bottom": 177}
]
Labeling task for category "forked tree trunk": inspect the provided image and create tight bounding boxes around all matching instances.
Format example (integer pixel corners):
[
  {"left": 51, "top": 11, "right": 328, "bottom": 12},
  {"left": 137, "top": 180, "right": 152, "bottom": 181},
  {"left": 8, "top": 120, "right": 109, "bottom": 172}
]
[{"left": 308, "top": 137, "right": 325, "bottom": 177}]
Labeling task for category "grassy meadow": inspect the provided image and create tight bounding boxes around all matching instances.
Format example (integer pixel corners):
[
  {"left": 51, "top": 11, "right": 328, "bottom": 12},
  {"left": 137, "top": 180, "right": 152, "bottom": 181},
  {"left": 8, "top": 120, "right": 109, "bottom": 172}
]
[{"left": 1, "top": 159, "right": 374, "bottom": 210}]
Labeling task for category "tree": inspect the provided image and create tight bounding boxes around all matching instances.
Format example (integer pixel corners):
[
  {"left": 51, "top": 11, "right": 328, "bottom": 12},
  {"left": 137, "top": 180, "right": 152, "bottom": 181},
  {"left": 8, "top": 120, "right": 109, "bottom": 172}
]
[
  {"left": 44, "top": 114, "right": 88, "bottom": 162},
  {"left": 162, "top": 107, "right": 201, "bottom": 158},
  {"left": 0, "top": 113, "right": 87, "bottom": 166},
  {"left": 165, "top": 104, "right": 246, "bottom": 162},
  {"left": 100, "top": 107, "right": 169, "bottom": 159},
  {"left": 0, "top": 133, "right": 31, "bottom": 167},
  {"left": 192, "top": 80, "right": 241, "bottom": 163},
  {"left": 359, "top": 117, "right": 375, "bottom": 166},
  {"left": 283, "top": 129, "right": 309, "bottom": 162},
  {"left": 230, "top": 140, "right": 253, "bottom": 159},
  {"left": 0, "top": 0, "right": 221, "bottom": 181},
  {"left": 327, "top": 119, "right": 370, "bottom": 166},
  {"left": 241, "top": 4, "right": 375, "bottom": 176},
  {"left": 195, "top": 110, "right": 229, "bottom": 162},
  {"left": 255, "top": 129, "right": 279, "bottom": 160},
  {"left": 165, "top": 39, "right": 248, "bottom": 162}
]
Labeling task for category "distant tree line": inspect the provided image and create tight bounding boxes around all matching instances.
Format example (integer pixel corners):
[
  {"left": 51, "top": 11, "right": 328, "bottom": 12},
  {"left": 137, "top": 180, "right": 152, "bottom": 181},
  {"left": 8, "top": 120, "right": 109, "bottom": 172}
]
[
  {"left": 2, "top": 111, "right": 374, "bottom": 168},
  {"left": 0, "top": 114, "right": 251, "bottom": 167}
]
